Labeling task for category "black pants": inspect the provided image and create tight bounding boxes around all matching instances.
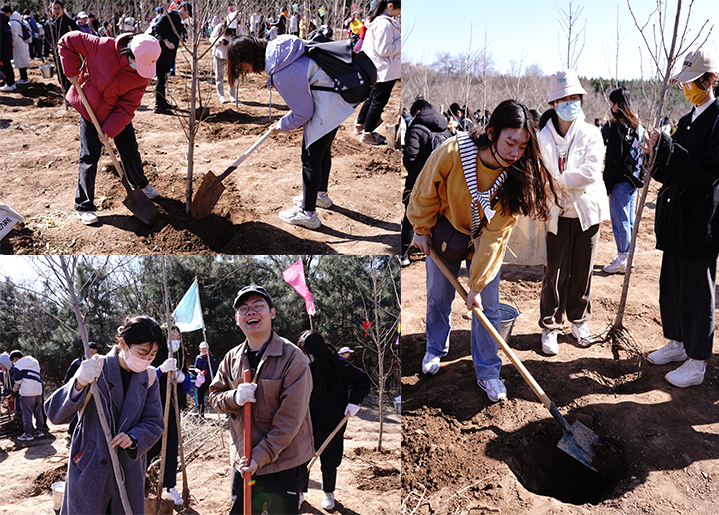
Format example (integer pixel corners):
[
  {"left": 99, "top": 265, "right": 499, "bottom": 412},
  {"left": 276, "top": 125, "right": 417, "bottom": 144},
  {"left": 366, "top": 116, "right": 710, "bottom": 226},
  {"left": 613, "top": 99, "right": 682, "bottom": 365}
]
[
  {"left": 230, "top": 464, "right": 304, "bottom": 515},
  {"left": 155, "top": 62, "right": 171, "bottom": 109},
  {"left": 76, "top": 117, "right": 149, "bottom": 211},
  {"left": 300, "top": 127, "right": 338, "bottom": 211},
  {"left": 147, "top": 404, "right": 180, "bottom": 488},
  {"left": 197, "top": 381, "right": 209, "bottom": 414},
  {"left": 659, "top": 251, "right": 717, "bottom": 360},
  {"left": 302, "top": 426, "right": 345, "bottom": 493},
  {"left": 0, "top": 60, "right": 14, "bottom": 86},
  {"left": 18, "top": 68, "right": 27, "bottom": 81},
  {"left": 356, "top": 79, "right": 397, "bottom": 133}
]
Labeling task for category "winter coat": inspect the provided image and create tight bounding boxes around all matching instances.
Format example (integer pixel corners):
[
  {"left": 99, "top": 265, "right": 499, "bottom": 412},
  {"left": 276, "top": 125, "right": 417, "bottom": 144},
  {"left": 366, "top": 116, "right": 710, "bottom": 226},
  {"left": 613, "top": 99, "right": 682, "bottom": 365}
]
[
  {"left": 151, "top": 10, "right": 184, "bottom": 68},
  {"left": 538, "top": 114, "right": 609, "bottom": 234},
  {"left": 59, "top": 32, "right": 151, "bottom": 138},
  {"left": 43, "top": 13, "right": 78, "bottom": 57},
  {"left": 77, "top": 21, "right": 97, "bottom": 36},
  {"left": 403, "top": 107, "right": 451, "bottom": 188},
  {"left": 194, "top": 352, "right": 219, "bottom": 378},
  {"left": 208, "top": 332, "right": 315, "bottom": 475},
  {"left": 0, "top": 12, "right": 12, "bottom": 62},
  {"left": 267, "top": 35, "right": 356, "bottom": 147},
  {"left": 8, "top": 12, "right": 30, "bottom": 69},
  {"left": 653, "top": 99, "right": 719, "bottom": 258},
  {"left": 362, "top": 13, "right": 400, "bottom": 82},
  {"left": 602, "top": 119, "right": 646, "bottom": 194},
  {"left": 12, "top": 356, "right": 43, "bottom": 397},
  {"left": 45, "top": 348, "right": 164, "bottom": 515}
]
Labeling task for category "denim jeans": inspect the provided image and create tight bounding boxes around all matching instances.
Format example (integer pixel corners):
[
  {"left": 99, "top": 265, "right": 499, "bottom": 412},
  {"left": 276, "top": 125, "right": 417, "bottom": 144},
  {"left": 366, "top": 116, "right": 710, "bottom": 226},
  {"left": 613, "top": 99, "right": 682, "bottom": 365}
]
[
  {"left": 609, "top": 181, "right": 636, "bottom": 255},
  {"left": 425, "top": 255, "right": 502, "bottom": 381}
]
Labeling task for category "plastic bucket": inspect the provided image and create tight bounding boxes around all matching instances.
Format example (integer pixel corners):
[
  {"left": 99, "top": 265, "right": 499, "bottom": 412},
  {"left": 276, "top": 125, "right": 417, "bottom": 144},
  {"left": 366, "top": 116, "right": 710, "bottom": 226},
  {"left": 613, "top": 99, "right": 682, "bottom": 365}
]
[
  {"left": 51, "top": 481, "right": 65, "bottom": 513},
  {"left": 39, "top": 64, "right": 54, "bottom": 79},
  {"left": 499, "top": 302, "right": 520, "bottom": 342}
]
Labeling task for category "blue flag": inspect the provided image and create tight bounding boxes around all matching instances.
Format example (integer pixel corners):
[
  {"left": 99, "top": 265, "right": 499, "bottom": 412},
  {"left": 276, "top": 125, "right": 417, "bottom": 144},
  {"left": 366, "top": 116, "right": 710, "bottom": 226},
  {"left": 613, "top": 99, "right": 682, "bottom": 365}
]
[{"left": 172, "top": 279, "right": 204, "bottom": 332}]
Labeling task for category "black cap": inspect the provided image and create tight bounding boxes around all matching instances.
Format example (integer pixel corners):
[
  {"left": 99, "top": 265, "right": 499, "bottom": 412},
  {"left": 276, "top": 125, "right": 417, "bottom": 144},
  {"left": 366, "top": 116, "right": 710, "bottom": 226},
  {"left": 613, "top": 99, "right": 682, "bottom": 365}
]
[
  {"left": 233, "top": 285, "right": 273, "bottom": 310},
  {"left": 88, "top": 342, "right": 98, "bottom": 350},
  {"left": 179, "top": 1, "right": 192, "bottom": 16}
]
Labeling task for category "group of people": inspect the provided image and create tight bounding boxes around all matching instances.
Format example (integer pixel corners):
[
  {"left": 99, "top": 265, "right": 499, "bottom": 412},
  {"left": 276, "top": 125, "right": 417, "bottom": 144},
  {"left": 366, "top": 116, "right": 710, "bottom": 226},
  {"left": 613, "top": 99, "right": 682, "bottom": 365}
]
[
  {"left": 406, "top": 46, "right": 719, "bottom": 402},
  {"left": 2, "top": 282, "right": 371, "bottom": 515}
]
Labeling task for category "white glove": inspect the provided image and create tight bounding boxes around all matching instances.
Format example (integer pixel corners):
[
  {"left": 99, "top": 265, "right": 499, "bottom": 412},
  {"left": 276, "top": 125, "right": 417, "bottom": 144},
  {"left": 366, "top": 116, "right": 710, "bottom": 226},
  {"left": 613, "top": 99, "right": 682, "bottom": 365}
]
[
  {"left": 159, "top": 358, "right": 177, "bottom": 373},
  {"left": 344, "top": 403, "right": 360, "bottom": 417},
  {"left": 174, "top": 370, "right": 186, "bottom": 383},
  {"left": 76, "top": 356, "right": 103, "bottom": 387},
  {"left": 164, "top": 40, "right": 175, "bottom": 49},
  {"left": 234, "top": 383, "right": 257, "bottom": 406}
]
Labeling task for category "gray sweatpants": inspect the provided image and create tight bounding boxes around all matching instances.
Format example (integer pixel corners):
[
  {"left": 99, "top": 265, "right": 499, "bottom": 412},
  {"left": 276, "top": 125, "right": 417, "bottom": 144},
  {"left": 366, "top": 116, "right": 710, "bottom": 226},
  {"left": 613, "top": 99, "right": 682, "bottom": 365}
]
[{"left": 20, "top": 395, "right": 44, "bottom": 434}]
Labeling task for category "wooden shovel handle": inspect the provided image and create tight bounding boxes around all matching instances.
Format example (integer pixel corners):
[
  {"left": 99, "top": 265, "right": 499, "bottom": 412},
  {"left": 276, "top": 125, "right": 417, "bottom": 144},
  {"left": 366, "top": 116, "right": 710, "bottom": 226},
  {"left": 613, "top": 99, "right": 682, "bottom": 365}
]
[
  {"left": 215, "top": 129, "right": 274, "bottom": 183},
  {"left": 307, "top": 412, "right": 351, "bottom": 472},
  {"left": 243, "top": 369, "right": 252, "bottom": 515}
]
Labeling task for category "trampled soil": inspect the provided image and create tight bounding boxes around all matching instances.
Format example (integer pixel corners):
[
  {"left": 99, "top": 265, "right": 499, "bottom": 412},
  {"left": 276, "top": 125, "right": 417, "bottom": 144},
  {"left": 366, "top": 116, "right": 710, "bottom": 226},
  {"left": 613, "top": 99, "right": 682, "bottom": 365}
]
[
  {"left": 401, "top": 183, "right": 719, "bottom": 515},
  {"left": 0, "top": 47, "right": 401, "bottom": 255}
]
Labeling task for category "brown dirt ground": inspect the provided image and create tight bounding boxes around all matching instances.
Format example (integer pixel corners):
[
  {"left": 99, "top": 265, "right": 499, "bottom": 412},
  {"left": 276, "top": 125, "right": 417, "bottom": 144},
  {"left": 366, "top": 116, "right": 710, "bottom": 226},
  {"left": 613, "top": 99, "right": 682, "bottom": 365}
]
[
  {"left": 401, "top": 182, "right": 719, "bottom": 515},
  {"left": 0, "top": 46, "right": 401, "bottom": 255},
  {"left": 0, "top": 401, "right": 400, "bottom": 515}
]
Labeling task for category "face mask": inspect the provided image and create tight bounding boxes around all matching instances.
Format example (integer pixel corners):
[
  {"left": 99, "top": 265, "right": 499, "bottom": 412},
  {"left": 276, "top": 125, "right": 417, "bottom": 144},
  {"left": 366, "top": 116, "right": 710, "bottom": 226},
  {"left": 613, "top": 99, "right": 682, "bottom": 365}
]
[
  {"left": 170, "top": 339, "right": 181, "bottom": 353},
  {"left": 307, "top": 354, "right": 315, "bottom": 363},
  {"left": 129, "top": 61, "right": 137, "bottom": 70},
  {"left": 555, "top": 100, "right": 582, "bottom": 122},
  {"left": 122, "top": 345, "right": 153, "bottom": 373},
  {"left": 683, "top": 82, "right": 708, "bottom": 105}
]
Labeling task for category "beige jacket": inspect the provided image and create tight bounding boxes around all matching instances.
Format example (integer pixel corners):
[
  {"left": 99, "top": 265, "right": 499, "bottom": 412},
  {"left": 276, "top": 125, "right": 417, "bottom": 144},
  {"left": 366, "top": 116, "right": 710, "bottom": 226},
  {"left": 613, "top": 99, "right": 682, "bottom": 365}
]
[{"left": 208, "top": 332, "right": 314, "bottom": 475}]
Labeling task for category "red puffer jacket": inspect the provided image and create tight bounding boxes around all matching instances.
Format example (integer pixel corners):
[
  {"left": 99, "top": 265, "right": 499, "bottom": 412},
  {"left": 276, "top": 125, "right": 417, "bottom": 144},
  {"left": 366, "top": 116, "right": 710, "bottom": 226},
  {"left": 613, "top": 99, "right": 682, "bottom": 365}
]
[{"left": 59, "top": 32, "right": 150, "bottom": 138}]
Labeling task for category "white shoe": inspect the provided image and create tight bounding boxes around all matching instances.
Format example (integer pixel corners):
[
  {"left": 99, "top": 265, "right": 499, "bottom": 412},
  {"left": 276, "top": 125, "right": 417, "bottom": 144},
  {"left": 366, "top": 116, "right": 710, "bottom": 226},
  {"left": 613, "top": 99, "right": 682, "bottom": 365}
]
[
  {"left": 298, "top": 493, "right": 304, "bottom": 510},
  {"left": 166, "top": 487, "right": 183, "bottom": 505},
  {"left": 16, "top": 78, "right": 29, "bottom": 85},
  {"left": 399, "top": 255, "right": 410, "bottom": 267},
  {"left": 421, "top": 352, "right": 440, "bottom": 375},
  {"left": 665, "top": 358, "right": 706, "bottom": 387},
  {"left": 541, "top": 329, "right": 559, "bottom": 355},
  {"left": 647, "top": 340, "right": 687, "bottom": 365},
  {"left": 77, "top": 211, "right": 99, "bottom": 225},
  {"left": 141, "top": 184, "right": 159, "bottom": 199},
  {"left": 571, "top": 322, "right": 593, "bottom": 348},
  {"left": 321, "top": 492, "right": 335, "bottom": 510},
  {"left": 478, "top": 378, "right": 507, "bottom": 402},
  {"left": 353, "top": 122, "right": 364, "bottom": 135},
  {"left": 229, "top": 95, "right": 237, "bottom": 103},
  {"left": 0, "top": 84, "right": 17, "bottom": 91},
  {"left": 279, "top": 206, "right": 321, "bottom": 229},
  {"left": 604, "top": 255, "right": 627, "bottom": 274},
  {"left": 218, "top": 94, "right": 227, "bottom": 103},
  {"left": 293, "top": 191, "right": 333, "bottom": 209}
]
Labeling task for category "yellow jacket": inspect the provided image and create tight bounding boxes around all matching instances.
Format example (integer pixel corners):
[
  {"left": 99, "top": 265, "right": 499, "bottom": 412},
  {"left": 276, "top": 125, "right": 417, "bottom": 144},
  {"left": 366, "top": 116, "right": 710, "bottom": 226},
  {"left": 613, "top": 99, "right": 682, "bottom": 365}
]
[{"left": 407, "top": 137, "right": 518, "bottom": 291}]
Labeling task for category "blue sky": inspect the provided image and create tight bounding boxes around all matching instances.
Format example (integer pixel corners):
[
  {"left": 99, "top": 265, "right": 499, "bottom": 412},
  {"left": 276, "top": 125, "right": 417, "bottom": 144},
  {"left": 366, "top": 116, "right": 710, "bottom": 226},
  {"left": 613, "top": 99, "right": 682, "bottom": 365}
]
[{"left": 401, "top": 0, "right": 717, "bottom": 80}]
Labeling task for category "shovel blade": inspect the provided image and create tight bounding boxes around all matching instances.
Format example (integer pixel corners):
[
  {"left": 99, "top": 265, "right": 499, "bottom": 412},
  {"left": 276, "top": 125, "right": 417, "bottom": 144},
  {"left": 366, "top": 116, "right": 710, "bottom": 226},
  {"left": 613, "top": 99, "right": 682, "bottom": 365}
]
[
  {"left": 557, "top": 421, "right": 599, "bottom": 472},
  {"left": 191, "top": 171, "right": 225, "bottom": 219},
  {"left": 123, "top": 190, "right": 157, "bottom": 225}
]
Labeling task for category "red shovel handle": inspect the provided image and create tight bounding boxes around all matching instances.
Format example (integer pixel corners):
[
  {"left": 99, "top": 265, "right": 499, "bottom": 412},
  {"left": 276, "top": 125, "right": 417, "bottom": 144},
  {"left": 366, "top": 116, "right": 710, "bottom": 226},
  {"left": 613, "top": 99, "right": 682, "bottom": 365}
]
[{"left": 243, "top": 369, "right": 252, "bottom": 515}]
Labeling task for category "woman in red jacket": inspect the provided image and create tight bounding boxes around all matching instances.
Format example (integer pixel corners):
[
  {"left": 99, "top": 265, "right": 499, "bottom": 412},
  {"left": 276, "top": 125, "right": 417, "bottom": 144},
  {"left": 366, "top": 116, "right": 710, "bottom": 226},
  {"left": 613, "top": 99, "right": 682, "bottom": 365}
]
[{"left": 58, "top": 31, "right": 161, "bottom": 225}]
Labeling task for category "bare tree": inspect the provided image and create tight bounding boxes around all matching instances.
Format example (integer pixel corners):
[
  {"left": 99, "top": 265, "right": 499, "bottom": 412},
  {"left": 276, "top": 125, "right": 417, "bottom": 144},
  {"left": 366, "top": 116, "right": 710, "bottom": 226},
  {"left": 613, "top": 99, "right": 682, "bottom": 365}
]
[{"left": 557, "top": 0, "right": 587, "bottom": 70}]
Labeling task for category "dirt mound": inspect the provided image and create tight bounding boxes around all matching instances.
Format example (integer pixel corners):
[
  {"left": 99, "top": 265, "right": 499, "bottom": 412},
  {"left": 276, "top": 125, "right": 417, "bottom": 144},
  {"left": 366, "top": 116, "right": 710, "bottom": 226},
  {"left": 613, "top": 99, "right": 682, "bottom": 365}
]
[{"left": 30, "top": 463, "right": 66, "bottom": 497}]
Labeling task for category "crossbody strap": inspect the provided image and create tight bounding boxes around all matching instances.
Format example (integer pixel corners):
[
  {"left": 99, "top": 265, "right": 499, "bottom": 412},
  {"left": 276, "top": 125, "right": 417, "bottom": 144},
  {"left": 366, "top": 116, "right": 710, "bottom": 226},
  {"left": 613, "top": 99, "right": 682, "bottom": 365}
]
[{"left": 457, "top": 131, "right": 507, "bottom": 239}]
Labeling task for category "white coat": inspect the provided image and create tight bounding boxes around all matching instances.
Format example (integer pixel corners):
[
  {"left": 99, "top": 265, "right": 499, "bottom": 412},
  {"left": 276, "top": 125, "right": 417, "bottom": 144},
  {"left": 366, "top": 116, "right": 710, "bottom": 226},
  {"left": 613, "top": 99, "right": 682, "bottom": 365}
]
[
  {"left": 9, "top": 12, "right": 31, "bottom": 69},
  {"left": 538, "top": 114, "right": 609, "bottom": 234},
  {"left": 363, "top": 13, "right": 400, "bottom": 83}
]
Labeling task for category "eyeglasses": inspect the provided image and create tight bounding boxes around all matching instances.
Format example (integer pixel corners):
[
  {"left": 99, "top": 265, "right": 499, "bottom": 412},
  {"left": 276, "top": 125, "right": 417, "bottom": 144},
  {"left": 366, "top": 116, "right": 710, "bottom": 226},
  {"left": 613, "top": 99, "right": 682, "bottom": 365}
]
[{"left": 237, "top": 300, "right": 268, "bottom": 315}]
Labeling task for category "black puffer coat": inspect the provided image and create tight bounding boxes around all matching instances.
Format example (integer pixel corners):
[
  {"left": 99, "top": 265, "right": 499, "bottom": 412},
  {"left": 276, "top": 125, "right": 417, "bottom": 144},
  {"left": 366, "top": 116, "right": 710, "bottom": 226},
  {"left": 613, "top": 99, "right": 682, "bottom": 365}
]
[{"left": 402, "top": 107, "right": 451, "bottom": 202}]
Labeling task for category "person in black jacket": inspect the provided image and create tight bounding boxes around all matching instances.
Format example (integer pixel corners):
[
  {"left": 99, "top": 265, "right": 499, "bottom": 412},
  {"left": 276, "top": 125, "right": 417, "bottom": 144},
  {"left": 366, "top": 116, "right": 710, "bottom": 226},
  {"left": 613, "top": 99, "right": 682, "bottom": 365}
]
[
  {"left": 0, "top": 7, "right": 14, "bottom": 91},
  {"left": 645, "top": 47, "right": 719, "bottom": 388},
  {"left": 400, "top": 97, "right": 451, "bottom": 265},
  {"left": 43, "top": 0, "right": 77, "bottom": 94},
  {"left": 297, "top": 331, "right": 371, "bottom": 511},
  {"left": 151, "top": 1, "right": 190, "bottom": 114}
]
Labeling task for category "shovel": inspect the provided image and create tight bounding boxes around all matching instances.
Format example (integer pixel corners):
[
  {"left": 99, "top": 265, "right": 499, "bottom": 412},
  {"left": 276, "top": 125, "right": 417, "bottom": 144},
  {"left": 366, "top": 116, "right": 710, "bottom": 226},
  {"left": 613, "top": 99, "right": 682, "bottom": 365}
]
[
  {"left": 191, "top": 129, "right": 274, "bottom": 219},
  {"left": 307, "top": 413, "right": 351, "bottom": 472},
  {"left": 243, "top": 369, "right": 252, "bottom": 515},
  {"left": 72, "top": 80, "right": 158, "bottom": 225},
  {"left": 428, "top": 248, "right": 599, "bottom": 471}
]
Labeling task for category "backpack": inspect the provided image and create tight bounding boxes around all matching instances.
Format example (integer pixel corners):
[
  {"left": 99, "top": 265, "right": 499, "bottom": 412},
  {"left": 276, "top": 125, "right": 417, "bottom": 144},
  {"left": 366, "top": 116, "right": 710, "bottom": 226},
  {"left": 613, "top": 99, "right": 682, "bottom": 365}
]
[
  {"left": 415, "top": 124, "right": 450, "bottom": 153},
  {"left": 12, "top": 19, "right": 32, "bottom": 43},
  {"left": 303, "top": 35, "right": 377, "bottom": 105}
]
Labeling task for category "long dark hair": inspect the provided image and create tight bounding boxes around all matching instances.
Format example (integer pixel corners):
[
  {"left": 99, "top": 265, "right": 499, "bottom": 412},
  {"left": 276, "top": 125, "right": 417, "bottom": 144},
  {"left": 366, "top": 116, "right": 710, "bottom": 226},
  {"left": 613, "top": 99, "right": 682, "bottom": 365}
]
[
  {"left": 227, "top": 35, "right": 267, "bottom": 89},
  {"left": 608, "top": 87, "right": 639, "bottom": 130},
  {"left": 369, "top": 0, "right": 400, "bottom": 22},
  {"left": 469, "top": 100, "right": 559, "bottom": 221},
  {"left": 297, "top": 330, "right": 341, "bottom": 399}
]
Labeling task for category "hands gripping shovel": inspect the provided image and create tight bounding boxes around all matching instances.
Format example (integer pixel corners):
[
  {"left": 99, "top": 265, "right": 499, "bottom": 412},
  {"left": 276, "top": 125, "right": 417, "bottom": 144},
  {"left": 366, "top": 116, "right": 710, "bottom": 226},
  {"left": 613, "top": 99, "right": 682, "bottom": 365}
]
[{"left": 72, "top": 80, "right": 158, "bottom": 225}]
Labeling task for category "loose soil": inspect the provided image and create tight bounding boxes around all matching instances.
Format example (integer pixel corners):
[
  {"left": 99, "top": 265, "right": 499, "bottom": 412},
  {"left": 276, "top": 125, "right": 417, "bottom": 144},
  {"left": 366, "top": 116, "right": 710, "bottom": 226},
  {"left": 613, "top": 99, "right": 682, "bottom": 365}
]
[
  {"left": 0, "top": 47, "right": 401, "bottom": 255},
  {"left": 401, "top": 183, "right": 719, "bottom": 515}
]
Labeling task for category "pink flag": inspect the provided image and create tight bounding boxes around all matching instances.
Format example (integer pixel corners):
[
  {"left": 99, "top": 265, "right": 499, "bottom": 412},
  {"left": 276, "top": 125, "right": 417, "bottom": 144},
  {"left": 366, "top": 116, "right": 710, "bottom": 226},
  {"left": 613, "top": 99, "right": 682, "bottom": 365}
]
[{"left": 283, "top": 260, "right": 316, "bottom": 316}]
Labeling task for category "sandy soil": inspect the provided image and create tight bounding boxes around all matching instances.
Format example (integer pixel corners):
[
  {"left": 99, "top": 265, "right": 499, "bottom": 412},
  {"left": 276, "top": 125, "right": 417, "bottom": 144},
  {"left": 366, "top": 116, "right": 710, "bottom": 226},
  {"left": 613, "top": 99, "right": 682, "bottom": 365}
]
[
  {"left": 0, "top": 401, "right": 400, "bottom": 515},
  {"left": 0, "top": 47, "right": 401, "bottom": 255},
  {"left": 401, "top": 183, "right": 719, "bottom": 515}
]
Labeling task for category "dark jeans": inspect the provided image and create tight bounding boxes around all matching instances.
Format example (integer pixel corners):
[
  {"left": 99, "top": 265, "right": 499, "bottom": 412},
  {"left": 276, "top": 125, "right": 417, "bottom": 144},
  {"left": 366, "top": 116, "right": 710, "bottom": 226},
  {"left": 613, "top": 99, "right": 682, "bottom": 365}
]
[
  {"left": 302, "top": 426, "right": 345, "bottom": 493},
  {"left": 230, "top": 464, "right": 305, "bottom": 515},
  {"left": 0, "top": 60, "right": 14, "bottom": 86},
  {"left": 300, "top": 128, "right": 338, "bottom": 211},
  {"left": 76, "top": 117, "right": 149, "bottom": 211},
  {"left": 356, "top": 79, "right": 397, "bottom": 133},
  {"left": 155, "top": 62, "right": 171, "bottom": 108},
  {"left": 659, "top": 252, "right": 717, "bottom": 360}
]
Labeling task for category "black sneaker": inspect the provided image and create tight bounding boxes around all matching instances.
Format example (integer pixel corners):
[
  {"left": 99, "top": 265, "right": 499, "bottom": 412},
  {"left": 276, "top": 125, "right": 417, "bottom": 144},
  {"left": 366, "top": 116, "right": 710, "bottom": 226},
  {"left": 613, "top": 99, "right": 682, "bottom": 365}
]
[
  {"left": 154, "top": 106, "right": 173, "bottom": 115},
  {"left": 32, "top": 429, "right": 45, "bottom": 438}
]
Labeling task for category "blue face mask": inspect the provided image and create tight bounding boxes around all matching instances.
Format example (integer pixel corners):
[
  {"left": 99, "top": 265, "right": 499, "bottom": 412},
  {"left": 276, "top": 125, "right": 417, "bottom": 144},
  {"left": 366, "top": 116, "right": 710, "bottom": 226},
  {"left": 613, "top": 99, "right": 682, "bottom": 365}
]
[
  {"left": 555, "top": 99, "right": 582, "bottom": 122},
  {"left": 129, "top": 61, "right": 137, "bottom": 70}
]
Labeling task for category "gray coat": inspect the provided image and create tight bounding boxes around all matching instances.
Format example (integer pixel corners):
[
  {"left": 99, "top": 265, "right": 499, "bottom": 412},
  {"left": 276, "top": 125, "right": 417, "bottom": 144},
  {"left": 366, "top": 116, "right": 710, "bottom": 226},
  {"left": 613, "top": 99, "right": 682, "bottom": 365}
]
[{"left": 45, "top": 348, "right": 164, "bottom": 515}]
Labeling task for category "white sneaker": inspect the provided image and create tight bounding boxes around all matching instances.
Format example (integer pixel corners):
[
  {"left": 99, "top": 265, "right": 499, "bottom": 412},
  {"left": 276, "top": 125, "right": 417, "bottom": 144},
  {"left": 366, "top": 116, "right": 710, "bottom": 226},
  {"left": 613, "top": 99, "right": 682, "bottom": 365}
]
[
  {"left": 421, "top": 352, "right": 440, "bottom": 375},
  {"left": 353, "top": 122, "right": 364, "bottom": 135},
  {"left": 16, "top": 78, "right": 29, "bottom": 85},
  {"left": 166, "top": 487, "right": 183, "bottom": 505},
  {"left": 229, "top": 95, "right": 237, "bottom": 102},
  {"left": 478, "top": 378, "right": 507, "bottom": 403},
  {"left": 293, "top": 191, "right": 333, "bottom": 209},
  {"left": 298, "top": 493, "right": 304, "bottom": 510},
  {"left": 604, "top": 255, "right": 627, "bottom": 274},
  {"left": 571, "top": 322, "right": 593, "bottom": 348},
  {"left": 279, "top": 206, "right": 321, "bottom": 230},
  {"left": 647, "top": 340, "right": 687, "bottom": 365},
  {"left": 665, "top": 358, "right": 706, "bottom": 387},
  {"left": 77, "top": 211, "right": 99, "bottom": 225},
  {"left": 141, "top": 184, "right": 159, "bottom": 199},
  {"left": 541, "top": 329, "right": 559, "bottom": 355},
  {"left": 0, "top": 84, "right": 16, "bottom": 91},
  {"left": 399, "top": 255, "right": 410, "bottom": 267},
  {"left": 218, "top": 94, "right": 227, "bottom": 103},
  {"left": 321, "top": 492, "right": 335, "bottom": 510}
]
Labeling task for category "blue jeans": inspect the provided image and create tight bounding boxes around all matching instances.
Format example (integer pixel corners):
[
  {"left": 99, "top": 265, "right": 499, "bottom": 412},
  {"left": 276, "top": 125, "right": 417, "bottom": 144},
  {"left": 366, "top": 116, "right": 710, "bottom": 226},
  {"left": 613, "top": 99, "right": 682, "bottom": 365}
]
[
  {"left": 609, "top": 182, "right": 636, "bottom": 255},
  {"left": 425, "top": 255, "right": 502, "bottom": 381}
]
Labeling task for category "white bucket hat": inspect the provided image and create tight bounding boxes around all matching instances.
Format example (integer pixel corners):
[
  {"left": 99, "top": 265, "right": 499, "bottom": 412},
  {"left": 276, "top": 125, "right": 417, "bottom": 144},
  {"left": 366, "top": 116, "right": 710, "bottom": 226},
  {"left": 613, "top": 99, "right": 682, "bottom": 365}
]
[
  {"left": 548, "top": 70, "right": 587, "bottom": 103},
  {"left": 673, "top": 47, "right": 719, "bottom": 83}
]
